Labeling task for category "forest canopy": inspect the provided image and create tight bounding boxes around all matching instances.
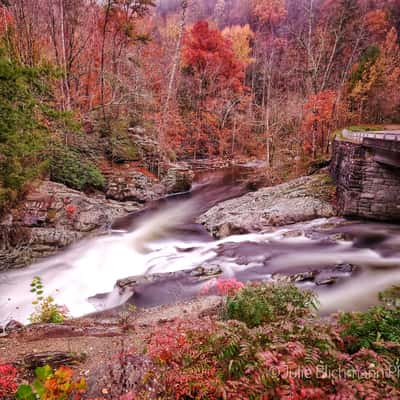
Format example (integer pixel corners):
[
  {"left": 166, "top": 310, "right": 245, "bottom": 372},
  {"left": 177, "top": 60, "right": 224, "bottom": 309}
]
[{"left": 0, "top": 0, "right": 400, "bottom": 210}]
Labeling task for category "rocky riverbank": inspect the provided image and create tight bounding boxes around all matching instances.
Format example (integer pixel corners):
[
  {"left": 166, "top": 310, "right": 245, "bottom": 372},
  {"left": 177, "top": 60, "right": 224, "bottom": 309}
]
[
  {"left": 0, "top": 295, "right": 223, "bottom": 398},
  {"left": 0, "top": 162, "right": 195, "bottom": 270},
  {"left": 0, "top": 168, "right": 336, "bottom": 270},
  {"left": 0, "top": 181, "right": 141, "bottom": 270},
  {"left": 198, "top": 172, "right": 336, "bottom": 238}
]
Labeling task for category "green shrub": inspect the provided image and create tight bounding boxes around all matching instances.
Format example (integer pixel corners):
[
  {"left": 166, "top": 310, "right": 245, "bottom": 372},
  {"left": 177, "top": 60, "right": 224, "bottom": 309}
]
[
  {"left": 107, "top": 133, "right": 139, "bottom": 163},
  {"left": 49, "top": 146, "right": 105, "bottom": 191},
  {"left": 224, "top": 283, "right": 318, "bottom": 328},
  {"left": 29, "top": 277, "right": 69, "bottom": 324},
  {"left": 346, "top": 125, "right": 382, "bottom": 132},
  {"left": 340, "top": 306, "right": 400, "bottom": 354}
]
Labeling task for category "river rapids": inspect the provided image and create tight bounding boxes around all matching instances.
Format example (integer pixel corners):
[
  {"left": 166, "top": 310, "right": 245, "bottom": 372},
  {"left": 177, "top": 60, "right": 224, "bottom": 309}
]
[{"left": 1, "top": 175, "right": 400, "bottom": 326}]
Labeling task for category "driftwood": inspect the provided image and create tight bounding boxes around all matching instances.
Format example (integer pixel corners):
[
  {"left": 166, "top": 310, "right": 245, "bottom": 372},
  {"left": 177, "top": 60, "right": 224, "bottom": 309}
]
[
  {"left": 8, "top": 322, "right": 125, "bottom": 341},
  {"left": 20, "top": 351, "right": 87, "bottom": 369}
]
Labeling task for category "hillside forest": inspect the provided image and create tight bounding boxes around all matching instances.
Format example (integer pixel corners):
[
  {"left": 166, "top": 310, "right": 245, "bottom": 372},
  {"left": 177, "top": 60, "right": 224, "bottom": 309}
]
[{"left": 1, "top": 0, "right": 400, "bottom": 211}]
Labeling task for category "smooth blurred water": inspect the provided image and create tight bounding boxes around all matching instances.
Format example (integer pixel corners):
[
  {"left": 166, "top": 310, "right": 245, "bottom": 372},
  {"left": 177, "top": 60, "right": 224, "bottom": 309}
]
[{"left": 1, "top": 172, "right": 400, "bottom": 325}]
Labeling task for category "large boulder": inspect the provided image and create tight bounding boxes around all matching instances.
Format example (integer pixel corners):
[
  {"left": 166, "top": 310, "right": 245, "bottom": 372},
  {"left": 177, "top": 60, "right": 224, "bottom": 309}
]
[
  {"left": 105, "top": 169, "right": 165, "bottom": 203},
  {"left": 0, "top": 181, "right": 141, "bottom": 270},
  {"left": 198, "top": 173, "right": 336, "bottom": 238},
  {"left": 161, "top": 163, "right": 194, "bottom": 194}
]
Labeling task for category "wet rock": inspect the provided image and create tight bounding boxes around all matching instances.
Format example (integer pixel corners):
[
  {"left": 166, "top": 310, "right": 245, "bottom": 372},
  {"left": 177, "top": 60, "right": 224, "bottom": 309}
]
[
  {"left": 273, "top": 271, "right": 316, "bottom": 283},
  {"left": 273, "top": 263, "right": 354, "bottom": 286},
  {"left": 117, "top": 264, "right": 223, "bottom": 291},
  {"left": 0, "top": 181, "right": 141, "bottom": 270},
  {"left": 334, "top": 263, "right": 353, "bottom": 274},
  {"left": 198, "top": 174, "right": 336, "bottom": 238},
  {"left": 114, "top": 266, "right": 226, "bottom": 310},
  {"left": 4, "top": 320, "right": 24, "bottom": 333},
  {"left": 314, "top": 264, "right": 354, "bottom": 285},
  {"left": 282, "top": 230, "right": 304, "bottom": 239},
  {"left": 216, "top": 222, "right": 250, "bottom": 238},
  {"left": 315, "top": 277, "right": 337, "bottom": 285},
  {"left": 291, "top": 271, "right": 317, "bottom": 282},
  {"left": 190, "top": 265, "right": 223, "bottom": 278}
]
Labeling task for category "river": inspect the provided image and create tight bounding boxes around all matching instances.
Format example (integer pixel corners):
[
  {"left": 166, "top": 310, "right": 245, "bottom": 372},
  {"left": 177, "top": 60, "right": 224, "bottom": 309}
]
[{"left": 1, "top": 167, "right": 400, "bottom": 326}]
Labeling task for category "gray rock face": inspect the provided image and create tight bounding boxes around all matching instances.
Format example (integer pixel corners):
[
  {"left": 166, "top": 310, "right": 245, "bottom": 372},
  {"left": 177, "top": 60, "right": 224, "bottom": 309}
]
[
  {"left": 105, "top": 170, "right": 165, "bottom": 202},
  {"left": 0, "top": 181, "right": 141, "bottom": 270},
  {"left": 129, "top": 130, "right": 160, "bottom": 167},
  {"left": 161, "top": 163, "right": 194, "bottom": 194},
  {"left": 198, "top": 174, "right": 336, "bottom": 238}
]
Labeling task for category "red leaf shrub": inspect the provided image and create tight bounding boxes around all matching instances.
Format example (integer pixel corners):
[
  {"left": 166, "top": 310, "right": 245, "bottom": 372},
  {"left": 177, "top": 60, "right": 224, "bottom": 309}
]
[
  {"left": 200, "top": 278, "right": 244, "bottom": 296},
  {"left": 216, "top": 278, "right": 245, "bottom": 296},
  {"left": 65, "top": 204, "right": 77, "bottom": 219},
  {"left": 143, "top": 284, "right": 400, "bottom": 399},
  {"left": 0, "top": 363, "right": 18, "bottom": 398}
]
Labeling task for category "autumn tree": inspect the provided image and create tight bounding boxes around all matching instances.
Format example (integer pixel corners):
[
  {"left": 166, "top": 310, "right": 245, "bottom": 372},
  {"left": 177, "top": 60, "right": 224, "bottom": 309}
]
[
  {"left": 301, "top": 90, "right": 336, "bottom": 159},
  {"left": 3, "top": 0, "right": 400, "bottom": 175},
  {"left": 222, "top": 24, "right": 254, "bottom": 66},
  {"left": 98, "top": 0, "right": 154, "bottom": 120},
  {"left": 348, "top": 27, "right": 400, "bottom": 123},
  {"left": 181, "top": 20, "right": 246, "bottom": 159},
  {"left": 248, "top": 0, "right": 289, "bottom": 166},
  {"left": 251, "top": 0, "right": 287, "bottom": 29},
  {"left": 157, "top": 0, "right": 188, "bottom": 168}
]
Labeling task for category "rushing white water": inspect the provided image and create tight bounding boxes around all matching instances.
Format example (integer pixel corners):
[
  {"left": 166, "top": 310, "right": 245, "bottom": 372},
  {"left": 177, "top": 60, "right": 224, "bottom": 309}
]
[{"left": 1, "top": 195, "right": 400, "bottom": 326}]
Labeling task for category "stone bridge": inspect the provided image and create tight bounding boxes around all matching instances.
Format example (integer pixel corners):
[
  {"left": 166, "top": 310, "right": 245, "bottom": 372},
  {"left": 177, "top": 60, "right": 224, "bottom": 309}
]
[
  {"left": 342, "top": 129, "right": 400, "bottom": 167},
  {"left": 330, "top": 130, "right": 400, "bottom": 222}
]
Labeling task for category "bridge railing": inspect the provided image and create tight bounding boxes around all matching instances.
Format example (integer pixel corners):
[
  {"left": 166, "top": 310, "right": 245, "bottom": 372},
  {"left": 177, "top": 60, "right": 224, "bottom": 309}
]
[{"left": 342, "top": 129, "right": 400, "bottom": 143}]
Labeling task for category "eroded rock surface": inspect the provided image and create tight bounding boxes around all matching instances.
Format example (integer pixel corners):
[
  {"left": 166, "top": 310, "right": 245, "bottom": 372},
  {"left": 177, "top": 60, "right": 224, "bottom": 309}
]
[
  {"left": 161, "top": 163, "right": 194, "bottom": 194},
  {"left": 198, "top": 174, "right": 336, "bottom": 238},
  {"left": 0, "top": 181, "right": 141, "bottom": 270},
  {"left": 105, "top": 169, "right": 165, "bottom": 203}
]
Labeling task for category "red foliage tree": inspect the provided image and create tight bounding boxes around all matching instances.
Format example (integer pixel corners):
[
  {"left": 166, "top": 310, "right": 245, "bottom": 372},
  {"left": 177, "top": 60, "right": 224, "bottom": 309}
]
[
  {"left": 181, "top": 21, "right": 246, "bottom": 158},
  {"left": 182, "top": 20, "right": 244, "bottom": 94}
]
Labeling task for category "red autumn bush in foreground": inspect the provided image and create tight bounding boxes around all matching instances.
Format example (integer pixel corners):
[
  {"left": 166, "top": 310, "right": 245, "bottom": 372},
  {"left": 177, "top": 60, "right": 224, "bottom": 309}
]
[
  {"left": 0, "top": 363, "right": 18, "bottom": 399},
  {"left": 143, "top": 283, "right": 400, "bottom": 399},
  {"left": 146, "top": 319, "right": 399, "bottom": 399},
  {"left": 16, "top": 365, "right": 86, "bottom": 400}
]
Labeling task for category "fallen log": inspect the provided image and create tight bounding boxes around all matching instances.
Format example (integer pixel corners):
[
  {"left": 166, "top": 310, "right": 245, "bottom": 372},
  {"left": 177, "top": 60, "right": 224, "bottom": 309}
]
[{"left": 20, "top": 351, "right": 87, "bottom": 369}]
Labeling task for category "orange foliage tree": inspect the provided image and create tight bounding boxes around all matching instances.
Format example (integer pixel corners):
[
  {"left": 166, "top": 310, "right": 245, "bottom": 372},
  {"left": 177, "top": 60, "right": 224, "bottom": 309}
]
[
  {"left": 252, "top": 0, "right": 287, "bottom": 27},
  {"left": 301, "top": 90, "right": 337, "bottom": 159}
]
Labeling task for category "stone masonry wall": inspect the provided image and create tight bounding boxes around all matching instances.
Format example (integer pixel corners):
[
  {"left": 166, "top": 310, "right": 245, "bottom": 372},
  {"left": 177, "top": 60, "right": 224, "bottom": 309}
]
[{"left": 330, "top": 140, "right": 400, "bottom": 221}]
